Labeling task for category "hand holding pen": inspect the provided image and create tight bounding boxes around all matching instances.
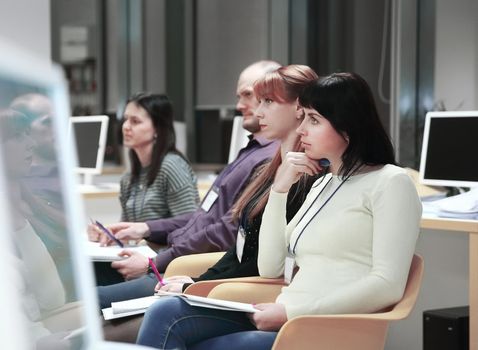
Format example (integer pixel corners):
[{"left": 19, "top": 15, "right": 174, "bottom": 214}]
[
  {"left": 148, "top": 257, "right": 165, "bottom": 286},
  {"left": 90, "top": 218, "right": 124, "bottom": 247}
]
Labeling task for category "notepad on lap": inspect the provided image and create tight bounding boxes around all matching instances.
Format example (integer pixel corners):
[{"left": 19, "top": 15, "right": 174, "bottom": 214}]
[
  {"left": 86, "top": 241, "right": 157, "bottom": 262},
  {"left": 101, "top": 292, "right": 257, "bottom": 320},
  {"left": 101, "top": 295, "right": 160, "bottom": 320},
  {"left": 157, "top": 291, "right": 258, "bottom": 313}
]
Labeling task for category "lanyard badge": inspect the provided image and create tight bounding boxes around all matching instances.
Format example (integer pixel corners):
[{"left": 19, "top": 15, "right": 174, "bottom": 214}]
[
  {"left": 236, "top": 226, "right": 246, "bottom": 262},
  {"left": 201, "top": 186, "right": 219, "bottom": 212},
  {"left": 284, "top": 248, "right": 296, "bottom": 285}
]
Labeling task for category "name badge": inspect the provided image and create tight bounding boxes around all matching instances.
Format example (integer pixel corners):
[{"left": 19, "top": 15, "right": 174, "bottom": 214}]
[
  {"left": 201, "top": 187, "right": 219, "bottom": 212},
  {"left": 284, "top": 253, "right": 295, "bottom": 285},
  {"left": 236, "top": 226, "right": 246, "bottom": 262}
]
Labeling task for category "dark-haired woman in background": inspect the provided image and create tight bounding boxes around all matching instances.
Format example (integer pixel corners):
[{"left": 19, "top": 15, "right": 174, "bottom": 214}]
[
  {"left": 90, "top": 93, "right": 199, "bottom": 282},
  {"left": 119, "top": 93, "right": 199, "bottom": 223}
]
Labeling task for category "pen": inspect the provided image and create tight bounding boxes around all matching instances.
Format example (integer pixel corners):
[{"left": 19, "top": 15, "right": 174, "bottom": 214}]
[
  {"left": 93, "top": 219, "right": 124, "bottom": 248},
  {"left": 148, "top": 257, "right": 165, "bottom": 286}
]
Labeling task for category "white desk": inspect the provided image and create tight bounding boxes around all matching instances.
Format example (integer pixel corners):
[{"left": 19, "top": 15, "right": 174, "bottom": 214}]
[
  {"left": 421, "top": 215, "right": 478, "bottom": 350},
  {"left": 78, "top": 183, "right": 120, "bottom": 199}
]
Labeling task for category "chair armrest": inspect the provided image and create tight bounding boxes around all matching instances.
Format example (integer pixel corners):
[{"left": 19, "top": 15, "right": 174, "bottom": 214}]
[
  {"left": 164, "top": 252, "right": 226, "bottom": 278},
  {"left": 273, "top": 315, "right": 389, "bottom": 350},
  {"left": 185, "top": 276, "right": 285, "bottom": 300},
  {"left": 208, "top": 282, "right": 283, "bottom": 303}
]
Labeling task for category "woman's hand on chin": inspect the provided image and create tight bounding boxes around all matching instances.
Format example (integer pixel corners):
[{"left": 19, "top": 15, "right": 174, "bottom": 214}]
[{"left": 273, "top": 152, "right": 321, "bottom": 192}]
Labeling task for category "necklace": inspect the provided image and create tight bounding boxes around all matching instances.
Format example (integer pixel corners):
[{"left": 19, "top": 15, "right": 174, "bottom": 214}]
[{"left": 132, "top": 178, "right": 148, "bottom": 222}]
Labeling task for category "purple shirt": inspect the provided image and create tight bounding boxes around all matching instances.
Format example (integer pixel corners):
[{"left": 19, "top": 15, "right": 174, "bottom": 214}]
[{"left": 146, "top": 136, "right": 279, "bottom": 271}]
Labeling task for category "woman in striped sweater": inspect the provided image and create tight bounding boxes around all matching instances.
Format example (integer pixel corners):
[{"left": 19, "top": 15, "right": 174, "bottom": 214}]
[
  {"left": 118, "top": 93, "right": 199, "bottom": 223},
  {"left": 89, "top": 93, "right": 199, "bottom": 282}
]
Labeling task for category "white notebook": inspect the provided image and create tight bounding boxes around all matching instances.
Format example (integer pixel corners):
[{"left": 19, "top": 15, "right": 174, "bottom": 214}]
[
  {"left": 87, "top": 241, "right": 157, "bottom": 262},
  {"left": 101, "top": 292, "right": 257, "bottom": 320}
]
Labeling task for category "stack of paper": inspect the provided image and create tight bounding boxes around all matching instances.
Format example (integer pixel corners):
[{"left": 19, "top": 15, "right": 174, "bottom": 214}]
[
  {"left": 423, "top": 188, "right": 478, "bottom": 219},
  {"left": 102, "top": 295, "right": 160, "bottom": 320},
  {"left": 86, "top": 241, "right": 157, "bottom": 262}
]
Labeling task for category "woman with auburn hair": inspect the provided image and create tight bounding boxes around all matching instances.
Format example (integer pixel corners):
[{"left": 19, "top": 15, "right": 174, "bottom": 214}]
[
  {"left": 158, "top": 64, "right": 319, "bottom": 294},
  {"left": 136, "top": 64, "right": 319, "bottom": 349},
  {"left": 137, "top": 72, "right": 421, "bottom": 350}
]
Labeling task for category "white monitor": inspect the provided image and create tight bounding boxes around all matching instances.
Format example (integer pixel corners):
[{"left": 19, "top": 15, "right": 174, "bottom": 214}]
[
  {"left": 0, "top": 39, "right": 152, "bottom": 350},
  {"left": 174, "top": 120, "right": 187, "bottom": 155},
  {"left": 419, "top": 111, "right": 478, "bottom": 188},
  {"left": 70, "top": 115, "right": 109, "bottom": 185},
  {"left": 228, "top": 116, "right": 250, "bottom": 163}
]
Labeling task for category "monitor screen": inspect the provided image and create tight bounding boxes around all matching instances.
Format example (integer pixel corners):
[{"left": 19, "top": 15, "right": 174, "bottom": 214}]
[
  {"left": 419, "top": 111, "right": 478, "bottom": 188},
  {"left": 70, "top": 116, "right": 109, "bottom": 173},
  {"left": 0, "top": 39, "right": 102, "bottom": 349}
]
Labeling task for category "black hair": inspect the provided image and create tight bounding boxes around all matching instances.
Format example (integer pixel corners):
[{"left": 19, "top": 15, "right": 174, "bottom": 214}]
[
  {"left": 299, "top": 72, "right": 396, "bottom": 178},
  {"left": 125, "top": 93, "right": 185, "bottom": 186}
]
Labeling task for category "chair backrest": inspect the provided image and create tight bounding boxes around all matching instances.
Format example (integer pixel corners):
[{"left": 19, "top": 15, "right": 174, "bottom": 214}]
[
  {"left": 271, "top": 254, "right": 424, "bottom": 350},
  {"left": 387, "top": 254, "right": 424, "bottom": 320},
  {"left": 228, "top": 116, "right": 250, "bottom": 163}
]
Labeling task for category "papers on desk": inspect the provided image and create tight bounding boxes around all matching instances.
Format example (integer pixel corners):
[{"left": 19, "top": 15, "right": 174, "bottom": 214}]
[
  {"left": 87, "top": 241, "right": 157, "bottom": 262},
  {"left": 422, "top": 188, "right": 478, "bottom": 219},
  {"left": 101, "top": 292, "right": 257, "bottom": 320}
]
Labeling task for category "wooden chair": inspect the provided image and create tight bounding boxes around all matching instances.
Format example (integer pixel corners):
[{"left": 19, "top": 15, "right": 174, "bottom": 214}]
[{"left": 187, "top": 254, "right": 424, "bottom": 350}]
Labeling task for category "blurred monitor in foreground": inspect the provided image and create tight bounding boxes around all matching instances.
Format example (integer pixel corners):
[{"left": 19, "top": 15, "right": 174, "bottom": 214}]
[{"left": 0, "top": 38, "right": 153, "bottom": 350}]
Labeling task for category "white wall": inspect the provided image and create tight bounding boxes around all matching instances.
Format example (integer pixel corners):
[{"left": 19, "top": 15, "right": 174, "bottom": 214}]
[
  {"left": 0, "top": 0, "right": 51, "bottom": 60},
  {"left": 435, "top": 0, "right": 478, "bottom": 110}
]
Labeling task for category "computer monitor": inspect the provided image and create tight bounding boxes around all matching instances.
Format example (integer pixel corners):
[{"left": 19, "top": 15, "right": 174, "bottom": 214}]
[
  {"left": 228, "top": 116, "right": 250, "bottom": 164},
  {"left": 0, "top": 39, "right": 151, "bottom": 350},
  {"left": 70, "top": 115, "right": 109, "bottom": 185},
  {"left": 174, "top": 120, "right": 187, "bottom": 155},
  {"left": 419, "top": 111, "right": 478, "bottom": 188}
]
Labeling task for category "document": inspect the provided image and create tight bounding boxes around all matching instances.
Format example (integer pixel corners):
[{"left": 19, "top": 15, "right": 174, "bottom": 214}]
[
  {"left": 86, "top": 241, "right": 157, "bottom": 262},
  {"left": 157, "top": 291, "right": 258, "bottom": 313},
  {"left": 102, "top": 295, "right": 160, "bottom": 320},
  {"left": 101, "top": 292, "right": 257, "bottom": 320}
]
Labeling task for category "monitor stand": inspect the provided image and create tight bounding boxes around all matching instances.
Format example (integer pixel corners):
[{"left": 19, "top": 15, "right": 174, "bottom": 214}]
[{"left": 82, "top": 173, "right": 94, "bottom": 186}]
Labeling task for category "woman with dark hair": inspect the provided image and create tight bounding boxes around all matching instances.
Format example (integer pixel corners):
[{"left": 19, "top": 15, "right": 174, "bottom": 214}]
[
  {"left": 156, "top": 64, "right": 319, "bottom": 294},
  {"left": 89, "top": 93, "right": 199, "bottom": 282},
  {"left": 89, "top": 93, "right": 199, "bottom": 235},
  {"left": 136, "top": 72, "right": 422, "bottom": 350},
  {"left": 119, "top": 93, "right": 199, "bottom": 222}
]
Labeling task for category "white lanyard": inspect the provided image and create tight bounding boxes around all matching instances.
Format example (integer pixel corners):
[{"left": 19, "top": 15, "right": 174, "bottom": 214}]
[{"left": 284, "top": 174, "right": 350, "bottom": 284}]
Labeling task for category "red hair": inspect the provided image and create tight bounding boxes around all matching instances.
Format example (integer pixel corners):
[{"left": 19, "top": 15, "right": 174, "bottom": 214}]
[
  {"left": 253, "top": 65, "right": 318, "bottom": 103},
  {"left": 232, "top": 65, "right": 318, "bottom": 222}
]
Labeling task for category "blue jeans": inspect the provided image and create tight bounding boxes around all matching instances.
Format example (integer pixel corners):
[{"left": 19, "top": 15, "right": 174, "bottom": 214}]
[
  {"left": 97, "top": 273, "right": 157, "bottom": 309},
  {"left": 137, "top": 297, "right": 277, "bottom": 350}
]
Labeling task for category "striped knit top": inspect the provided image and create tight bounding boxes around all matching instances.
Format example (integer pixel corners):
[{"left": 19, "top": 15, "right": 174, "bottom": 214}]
[{"left": 119, "top": 153, "right": 199, "bottom": 222}]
